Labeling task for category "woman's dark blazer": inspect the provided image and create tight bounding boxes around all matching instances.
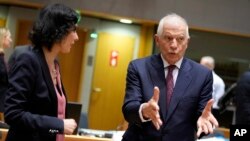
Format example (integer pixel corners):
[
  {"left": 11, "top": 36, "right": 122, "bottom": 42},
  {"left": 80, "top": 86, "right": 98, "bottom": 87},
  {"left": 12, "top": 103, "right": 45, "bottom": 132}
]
[
  {"left": 0, "top": 52, "right": 8, "bottom": 112},
  {"left": 4, "top": 45, "right": 68, "bottom": 141}
]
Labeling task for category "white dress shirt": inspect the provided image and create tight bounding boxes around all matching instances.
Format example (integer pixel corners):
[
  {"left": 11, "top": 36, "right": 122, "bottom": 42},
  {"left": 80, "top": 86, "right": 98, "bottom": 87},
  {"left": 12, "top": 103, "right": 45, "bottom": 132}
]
[
  {"left": 139, "top": 55, "right": 183, "bottom": 122},
  {"left": 212, "top": 71, "right": 225, "bottom": 109}
]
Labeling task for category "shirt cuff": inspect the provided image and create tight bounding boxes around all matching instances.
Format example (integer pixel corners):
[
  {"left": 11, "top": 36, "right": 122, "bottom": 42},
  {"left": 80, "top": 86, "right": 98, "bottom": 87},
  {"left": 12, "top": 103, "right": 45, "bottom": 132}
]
[{"left": 139, "top": 103, "right": 151, "bottom": 122}]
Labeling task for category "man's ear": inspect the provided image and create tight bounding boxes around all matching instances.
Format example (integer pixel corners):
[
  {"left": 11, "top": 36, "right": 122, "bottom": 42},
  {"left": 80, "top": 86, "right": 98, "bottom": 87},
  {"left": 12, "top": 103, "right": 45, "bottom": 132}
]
[
  {"left": 187, "top": 38, "right": 190, "bottom": 44},
  {"left": 154, "top": 34, "right": 159, "bottom": 46},
  {"left": 185, "top": 38, "right": 190, "bottom": 49}
]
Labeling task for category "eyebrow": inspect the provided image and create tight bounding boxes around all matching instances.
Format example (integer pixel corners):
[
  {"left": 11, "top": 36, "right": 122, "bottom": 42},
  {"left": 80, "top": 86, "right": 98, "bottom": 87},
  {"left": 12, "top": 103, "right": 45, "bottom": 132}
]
[{"left": 164, "top": 32, "right": 185, "bottom": 36}]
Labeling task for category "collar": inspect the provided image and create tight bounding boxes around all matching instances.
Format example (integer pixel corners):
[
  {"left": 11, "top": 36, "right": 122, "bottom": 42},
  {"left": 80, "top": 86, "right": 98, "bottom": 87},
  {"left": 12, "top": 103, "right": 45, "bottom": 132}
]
[{"left": 160, "top": 54, "right": 183, "bottom": 69}]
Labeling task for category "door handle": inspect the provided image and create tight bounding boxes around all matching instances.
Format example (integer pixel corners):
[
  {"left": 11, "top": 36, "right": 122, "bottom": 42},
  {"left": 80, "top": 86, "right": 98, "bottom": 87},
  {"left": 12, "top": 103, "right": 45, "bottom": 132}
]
[{"left": 92, "top": 87, "right": 102, "bottom": 93}]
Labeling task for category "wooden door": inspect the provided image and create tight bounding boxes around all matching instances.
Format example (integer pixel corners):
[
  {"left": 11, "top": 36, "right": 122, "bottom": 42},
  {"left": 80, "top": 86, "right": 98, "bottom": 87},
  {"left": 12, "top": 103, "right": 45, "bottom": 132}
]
[
  {"left": 15, "top": 19, "right": 33, "bottom": 46},
  {"left": 88, "top": 32, "right": 135, "bottom": 130},
  {"left": 58, "top": 28, "right": 86, "bottom": 102}
]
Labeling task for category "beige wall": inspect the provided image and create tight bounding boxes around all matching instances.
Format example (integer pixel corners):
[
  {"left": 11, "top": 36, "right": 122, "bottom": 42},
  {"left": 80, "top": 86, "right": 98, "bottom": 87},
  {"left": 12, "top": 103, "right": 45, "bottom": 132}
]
[{"left": 10, "top": 0, "right": 250, "bottom": 36}]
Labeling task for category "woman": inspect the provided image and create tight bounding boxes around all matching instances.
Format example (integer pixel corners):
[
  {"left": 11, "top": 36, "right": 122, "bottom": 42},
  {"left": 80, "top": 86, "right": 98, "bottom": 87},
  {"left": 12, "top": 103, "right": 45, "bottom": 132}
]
[
  {"left": 0, "top": 28, "right": 12, "bottom": 120},
  {"left": 4, "top": 3, "right": 80, "bottom": 141}
]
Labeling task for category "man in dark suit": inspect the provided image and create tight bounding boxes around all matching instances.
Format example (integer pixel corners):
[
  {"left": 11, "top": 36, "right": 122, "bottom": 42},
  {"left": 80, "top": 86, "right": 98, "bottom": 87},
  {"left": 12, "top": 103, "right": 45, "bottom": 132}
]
[
  {"left": 122, "top": 13, "right": 218, "bottom": 141},
  {"left": 235, "top": 69, "right": 250, "bottom": 125}
]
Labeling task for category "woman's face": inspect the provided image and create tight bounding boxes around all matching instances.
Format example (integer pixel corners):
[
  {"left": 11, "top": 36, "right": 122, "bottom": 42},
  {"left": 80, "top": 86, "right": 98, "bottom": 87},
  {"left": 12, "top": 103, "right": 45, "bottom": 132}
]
[
  {"left": 3, "top": 31, "right": 12, "bottom": 48},
  {"left": 59, "top": 28, "right": 79, "bottom": 53}
]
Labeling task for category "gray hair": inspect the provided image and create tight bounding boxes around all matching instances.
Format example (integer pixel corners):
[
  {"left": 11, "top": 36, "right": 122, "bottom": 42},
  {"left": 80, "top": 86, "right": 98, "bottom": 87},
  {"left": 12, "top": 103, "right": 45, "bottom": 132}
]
[
  {"left": 200, "top": 56, "right": 215, "bottom": 69},
  {"left": 157, "top": 13, "right": 190, "bottom": 39}
]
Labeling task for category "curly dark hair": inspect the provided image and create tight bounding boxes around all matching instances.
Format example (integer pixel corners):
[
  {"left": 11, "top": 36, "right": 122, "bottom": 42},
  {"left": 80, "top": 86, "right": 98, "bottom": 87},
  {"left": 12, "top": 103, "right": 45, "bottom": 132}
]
[{"left": 29, "top": 3, "right": 79, "bottom": 50}]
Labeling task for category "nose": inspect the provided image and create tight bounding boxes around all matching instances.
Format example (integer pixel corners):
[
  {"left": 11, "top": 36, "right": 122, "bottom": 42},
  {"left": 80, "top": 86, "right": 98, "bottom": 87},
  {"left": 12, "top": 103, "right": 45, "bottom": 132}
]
[
  {"left": 74, "top": 32, "right": 79, "bottom": 41},
  {"left": 170, "top": 38, "right": 178, "bottom": 48}
]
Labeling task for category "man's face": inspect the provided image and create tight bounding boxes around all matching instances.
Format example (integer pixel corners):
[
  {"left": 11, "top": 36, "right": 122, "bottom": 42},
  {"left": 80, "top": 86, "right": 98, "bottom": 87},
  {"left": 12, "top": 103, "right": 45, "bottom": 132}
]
[{"left": 155, "top": 21, "right": 189, "bottom": 65}]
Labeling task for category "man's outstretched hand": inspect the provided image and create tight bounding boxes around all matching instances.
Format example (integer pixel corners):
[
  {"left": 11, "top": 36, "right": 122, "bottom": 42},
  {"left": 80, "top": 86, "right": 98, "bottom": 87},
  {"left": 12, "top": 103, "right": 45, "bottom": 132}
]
[
  {"left": 197, "top": 99, "right": 219, "bottom": 138},
  {"left": 141, "top": 86, "right": 162, "bottom": 130}
]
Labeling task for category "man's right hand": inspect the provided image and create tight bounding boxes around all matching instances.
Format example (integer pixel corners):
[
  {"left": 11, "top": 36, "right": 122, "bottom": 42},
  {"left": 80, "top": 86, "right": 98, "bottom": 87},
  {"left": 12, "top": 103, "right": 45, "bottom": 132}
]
[
  {"left": 142, "top": 86, "right": 162, "bottom": 130},
  {"left": 63, "top": 119, "right": 77, "bottom": 134}
]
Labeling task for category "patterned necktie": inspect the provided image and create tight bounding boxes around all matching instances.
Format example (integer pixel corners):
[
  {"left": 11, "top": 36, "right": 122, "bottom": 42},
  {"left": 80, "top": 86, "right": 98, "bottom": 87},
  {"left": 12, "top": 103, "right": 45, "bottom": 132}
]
[{"left": 166, "top": 65, "right": 175, "bottom": 108}]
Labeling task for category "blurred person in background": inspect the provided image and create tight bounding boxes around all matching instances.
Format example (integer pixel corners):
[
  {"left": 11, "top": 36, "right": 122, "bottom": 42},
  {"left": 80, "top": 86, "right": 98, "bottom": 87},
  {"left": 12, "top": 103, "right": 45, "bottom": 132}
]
[
  {"left": 235, "top": 68, "right": 250, "bottom": 125},
  {"left": 0, "top": 27, "right": 12, "bottom": 121},
  {"left": 200, "top": 56, "right": 225, "bottom": 109}
]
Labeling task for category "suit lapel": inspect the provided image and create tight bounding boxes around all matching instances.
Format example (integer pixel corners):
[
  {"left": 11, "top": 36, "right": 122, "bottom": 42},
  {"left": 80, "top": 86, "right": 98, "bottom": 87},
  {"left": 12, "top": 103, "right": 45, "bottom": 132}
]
[
  {"left": 148, "top": 54, "right": 168, "bottom": 120},
  {"left": 33, "top": 48, "right": 58, "bottom": 109},
  {"left": 165, "top": 58, "right": 192, "bottom": 122}
]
